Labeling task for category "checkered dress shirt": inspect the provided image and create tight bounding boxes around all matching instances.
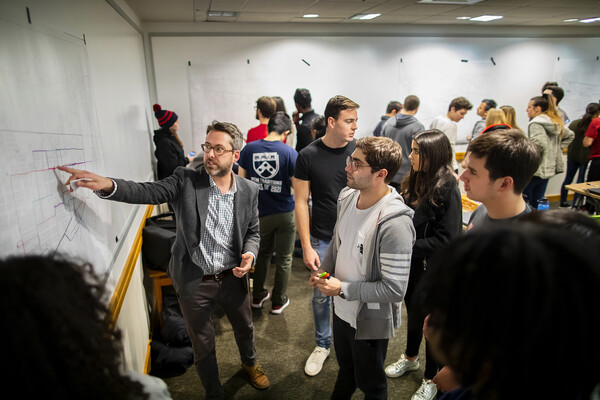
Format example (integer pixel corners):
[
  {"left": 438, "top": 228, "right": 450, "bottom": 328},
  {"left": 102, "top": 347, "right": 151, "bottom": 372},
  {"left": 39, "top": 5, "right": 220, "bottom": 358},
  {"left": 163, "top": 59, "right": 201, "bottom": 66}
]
[{"left": 193, "top": 175, "right": 238, "bottom": 275}]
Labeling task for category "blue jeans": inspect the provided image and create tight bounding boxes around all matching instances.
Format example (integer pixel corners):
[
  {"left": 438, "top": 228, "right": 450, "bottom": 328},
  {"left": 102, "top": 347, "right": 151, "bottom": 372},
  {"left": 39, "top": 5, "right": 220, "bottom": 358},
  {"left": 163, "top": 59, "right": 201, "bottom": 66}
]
[
  {"left": 523, "top": 176, "right": 549, "bottom": 209},
  {"left": 311, "top": 235, "right": 332, "bottom": 349},
  {"left": 560, "top": 159, "right": 587, "bottom": 204}
]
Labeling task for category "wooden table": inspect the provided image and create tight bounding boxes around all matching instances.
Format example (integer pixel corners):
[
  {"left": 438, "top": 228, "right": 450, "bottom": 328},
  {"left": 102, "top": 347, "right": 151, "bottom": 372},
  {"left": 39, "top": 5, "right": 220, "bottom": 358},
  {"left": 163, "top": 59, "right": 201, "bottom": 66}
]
[{"left": 564, "top": 181, "right": 600, "bottom": 213}]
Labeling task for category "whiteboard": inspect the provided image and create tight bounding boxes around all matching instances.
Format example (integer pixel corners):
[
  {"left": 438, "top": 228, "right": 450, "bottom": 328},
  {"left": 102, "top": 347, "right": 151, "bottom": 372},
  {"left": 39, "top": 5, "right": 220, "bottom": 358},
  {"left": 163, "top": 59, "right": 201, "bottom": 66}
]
[
  {"left": 0, "top": 16, "right": 113, "bottom": 271},
  {"left": 0, "top": 8, "right": 152, "bottom": 282},
  {"left": 553, "top": 58, "right": 600, "bottom": 120}
]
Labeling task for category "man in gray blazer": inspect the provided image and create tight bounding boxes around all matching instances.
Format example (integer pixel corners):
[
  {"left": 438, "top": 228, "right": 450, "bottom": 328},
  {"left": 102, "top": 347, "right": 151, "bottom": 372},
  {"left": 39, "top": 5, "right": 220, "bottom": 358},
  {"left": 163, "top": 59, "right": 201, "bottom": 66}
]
[{"left": 58, "top": 120, "right": 269, "bottom": 399}]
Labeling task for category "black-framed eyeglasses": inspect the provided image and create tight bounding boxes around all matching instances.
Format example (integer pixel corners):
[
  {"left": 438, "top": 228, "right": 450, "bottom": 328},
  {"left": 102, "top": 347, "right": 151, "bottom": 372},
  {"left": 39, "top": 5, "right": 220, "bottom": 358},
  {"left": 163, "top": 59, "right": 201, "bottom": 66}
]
[
  {"left": 346, "top": 156, "right": 371, "bottom": 172},
  {"left": 201, "top": 143, "right": 234, "bottom": 156}
]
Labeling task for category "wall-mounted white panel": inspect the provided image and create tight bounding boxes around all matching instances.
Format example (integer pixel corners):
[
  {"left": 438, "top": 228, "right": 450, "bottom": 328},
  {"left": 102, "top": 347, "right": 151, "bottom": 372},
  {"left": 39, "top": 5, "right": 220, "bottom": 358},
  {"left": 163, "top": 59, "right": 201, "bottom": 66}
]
[{"left": 152, "top": 35, "right": 600, "bottom": 156}]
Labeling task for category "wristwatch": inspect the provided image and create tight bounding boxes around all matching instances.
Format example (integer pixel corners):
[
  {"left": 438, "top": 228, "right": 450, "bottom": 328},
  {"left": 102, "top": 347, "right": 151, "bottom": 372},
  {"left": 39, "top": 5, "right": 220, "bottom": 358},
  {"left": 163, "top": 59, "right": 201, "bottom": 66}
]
[{"left": 338, "top": 288, "right": 346, "bottom": 299}]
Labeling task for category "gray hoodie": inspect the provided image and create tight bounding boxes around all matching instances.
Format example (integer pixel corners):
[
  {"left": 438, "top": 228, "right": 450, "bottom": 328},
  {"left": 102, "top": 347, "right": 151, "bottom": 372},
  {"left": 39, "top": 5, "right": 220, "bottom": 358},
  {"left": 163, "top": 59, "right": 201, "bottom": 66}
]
[
  {"left": 380, "top": 114, "right": 425, "bottom": 184},
  {"left": 528, "top": 114, "right": 574, "bottom": 179},
  {"left": 321, "top": 187, "right": 415, "bottom": 340}
]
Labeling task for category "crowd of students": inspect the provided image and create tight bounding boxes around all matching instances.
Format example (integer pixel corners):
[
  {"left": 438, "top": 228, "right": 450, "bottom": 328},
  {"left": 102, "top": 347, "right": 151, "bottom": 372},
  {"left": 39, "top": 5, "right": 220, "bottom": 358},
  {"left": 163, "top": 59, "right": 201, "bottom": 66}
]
[
  {"left": 3, "top": 83, "right": 600, "bottom": 400},
  {"left": 149, "top": 84, "right": 600, "bottom": 399}
]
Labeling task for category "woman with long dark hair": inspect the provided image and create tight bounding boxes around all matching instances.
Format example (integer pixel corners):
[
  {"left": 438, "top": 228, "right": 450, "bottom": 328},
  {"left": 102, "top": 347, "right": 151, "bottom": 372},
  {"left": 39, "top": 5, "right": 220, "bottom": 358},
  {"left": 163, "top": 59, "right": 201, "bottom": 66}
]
[
  {"left": 385, "top": 129, "right": 462, "bottom": 400},
  {"left": 559, "top": 102, "right": 600, "bottom": 207}
]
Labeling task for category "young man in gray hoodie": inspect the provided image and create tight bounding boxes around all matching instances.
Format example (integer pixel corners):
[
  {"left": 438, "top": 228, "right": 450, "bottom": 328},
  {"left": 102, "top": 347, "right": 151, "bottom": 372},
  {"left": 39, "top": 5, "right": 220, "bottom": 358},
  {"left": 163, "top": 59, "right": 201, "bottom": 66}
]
[
  {"left": 380, "top": 95, "right": 425, "bottom": 188},
  {"left": 310, "top": 136, "right": 415, "bottom": 400}
]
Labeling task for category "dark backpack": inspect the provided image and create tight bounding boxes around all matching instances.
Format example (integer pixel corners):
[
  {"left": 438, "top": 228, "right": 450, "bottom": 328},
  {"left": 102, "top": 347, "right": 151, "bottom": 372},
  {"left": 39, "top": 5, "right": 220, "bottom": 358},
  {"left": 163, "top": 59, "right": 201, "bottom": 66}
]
[{"left": 142, "top": 212, "right": 176, "bottom": 271}]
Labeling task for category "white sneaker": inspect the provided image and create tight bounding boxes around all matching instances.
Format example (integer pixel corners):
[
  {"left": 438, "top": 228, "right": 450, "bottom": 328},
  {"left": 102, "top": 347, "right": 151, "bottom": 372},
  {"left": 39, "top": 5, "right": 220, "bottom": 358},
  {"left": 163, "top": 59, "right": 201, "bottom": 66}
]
[
  {"left": 385, "top": 354, "right": 420, "bottom": 378},
  {"left": 304, "top": 346, "right": 330, "bottom": 376},
  {"left": 411, "top": 379, "right": 437, "bottom": 400}
]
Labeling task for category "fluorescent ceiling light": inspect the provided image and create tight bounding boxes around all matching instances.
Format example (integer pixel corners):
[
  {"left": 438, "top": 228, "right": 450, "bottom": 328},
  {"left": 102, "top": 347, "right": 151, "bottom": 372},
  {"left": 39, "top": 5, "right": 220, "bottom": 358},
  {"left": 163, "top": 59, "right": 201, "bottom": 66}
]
[
  {"left": 456, "top": 16, "right": 471, "bottom": 20},
  {"left": 303, "top": 14, "right": 319, "bottom": 18},
  {"left": 563, "top": 18, "right": 579, "bottom": 22},
  {"left": 470, "top": 15, "right": 503, "bottom": 22},
  {"left": 579, "top": 17, "right": 600, "bottom": 23},
  {"left": 350, "top": 13, "right": 381, "bottom": 20},
  {"left": 208, "top": 11, "right": 238, "bottom": 17}
]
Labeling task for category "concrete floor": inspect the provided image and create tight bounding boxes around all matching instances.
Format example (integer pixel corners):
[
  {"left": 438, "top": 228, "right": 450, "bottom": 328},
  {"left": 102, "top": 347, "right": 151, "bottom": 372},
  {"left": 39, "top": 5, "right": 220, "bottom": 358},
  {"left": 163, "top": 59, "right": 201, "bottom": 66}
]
[{"left": 159, "top": 254, "right": 427, "bottom": 400}]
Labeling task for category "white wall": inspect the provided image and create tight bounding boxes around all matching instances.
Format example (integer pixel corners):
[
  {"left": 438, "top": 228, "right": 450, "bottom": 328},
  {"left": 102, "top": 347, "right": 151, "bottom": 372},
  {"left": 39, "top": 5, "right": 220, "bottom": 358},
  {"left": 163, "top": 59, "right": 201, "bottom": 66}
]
[
  {"left": 0, "top": 0, "right": 153, "bottom": 373},
  {"left": 151, "top": 34, "right": 600, "bottom": 196}
]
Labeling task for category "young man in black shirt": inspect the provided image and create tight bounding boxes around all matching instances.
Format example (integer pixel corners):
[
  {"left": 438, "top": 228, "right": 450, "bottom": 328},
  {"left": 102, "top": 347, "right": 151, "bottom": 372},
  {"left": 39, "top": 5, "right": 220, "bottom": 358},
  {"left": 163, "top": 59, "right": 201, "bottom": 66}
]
[{"left": 294, "top": 95, "right": 359, "bottom": 376}]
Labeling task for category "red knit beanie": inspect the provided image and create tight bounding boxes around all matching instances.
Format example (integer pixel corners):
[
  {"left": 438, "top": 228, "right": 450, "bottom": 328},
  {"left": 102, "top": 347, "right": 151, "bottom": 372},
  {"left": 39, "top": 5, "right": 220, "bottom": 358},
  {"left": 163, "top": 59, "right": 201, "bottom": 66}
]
[{"left": 153, "top": 104, "right": 178, "bottom": 128}]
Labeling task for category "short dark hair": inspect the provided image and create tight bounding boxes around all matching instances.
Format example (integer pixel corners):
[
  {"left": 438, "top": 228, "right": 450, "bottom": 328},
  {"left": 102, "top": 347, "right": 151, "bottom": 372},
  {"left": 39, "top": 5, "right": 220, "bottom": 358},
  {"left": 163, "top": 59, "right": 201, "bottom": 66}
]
[
  {"left": 0, "top": 255, "right": 148, "bottom": 398},
  {"left": 421, "top": 223, "right": 600, "bottom": 400},
  {"left": 256, "top": 96, "right": 276, "bottom": 119},
  {"left": 267, "top": 111, "right": 292, "bottom": 135},
  {"left": 403, "top": 95, "right": 420, "bottom": 112},
  {"left": 481, "top": 99, "right": 497, "bottom": 111},
  {"left": 324, "top": 95, "right": 360, "bottom": 121},
  {"left": 448, "top": 96, "right": 473, "bottom": 112},
  {"left": 355, "top": 136, "right": 402, "bottom": 184},
  {"left": 467, "top": 129, "right": 542, "bottom": 194},
  {"left": 311, "top": 115, "right": 327, "bottom": 138},
  {"left": 519, "top": 209, "right": 600, "bottom": 244},
  {"left": 386, "top": 101, "right": 402, "bottom": 114},
  {"left": 545, "top": 85, "right": 565, "bottom": 104},
  {"left": 206, "top": 120, "right": 244, "bottom": 150},
  {"left": 541, "top": 81, "right": 558, "bottom": 92},
  {"left": 294, "top": 88, "right": 312, "bottom": 109}
]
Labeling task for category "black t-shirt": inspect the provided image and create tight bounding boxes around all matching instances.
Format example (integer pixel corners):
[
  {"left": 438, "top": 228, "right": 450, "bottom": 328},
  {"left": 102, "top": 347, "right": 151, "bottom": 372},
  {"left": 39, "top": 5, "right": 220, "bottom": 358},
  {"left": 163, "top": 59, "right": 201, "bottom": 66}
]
[
  {"left": 294, "top": 138, "right": 356, "bottom": 241},
  {"left": 295, "top": 124, "right": 314, "bottom": 153}
]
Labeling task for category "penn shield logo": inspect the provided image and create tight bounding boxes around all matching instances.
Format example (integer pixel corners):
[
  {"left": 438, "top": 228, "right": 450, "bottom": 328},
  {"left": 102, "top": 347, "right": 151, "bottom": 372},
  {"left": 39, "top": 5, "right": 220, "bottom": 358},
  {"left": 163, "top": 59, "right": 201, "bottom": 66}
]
[{"left": 253, "top": 152, "right": 279, "bottom": 179}]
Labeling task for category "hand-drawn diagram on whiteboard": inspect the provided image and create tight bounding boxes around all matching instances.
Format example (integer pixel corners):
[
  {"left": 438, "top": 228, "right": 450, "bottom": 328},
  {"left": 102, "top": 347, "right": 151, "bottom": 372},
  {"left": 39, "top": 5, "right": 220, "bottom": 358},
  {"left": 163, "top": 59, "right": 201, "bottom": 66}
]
[{"left": 0, "top": 15, "right": 112, "bottom": 275}]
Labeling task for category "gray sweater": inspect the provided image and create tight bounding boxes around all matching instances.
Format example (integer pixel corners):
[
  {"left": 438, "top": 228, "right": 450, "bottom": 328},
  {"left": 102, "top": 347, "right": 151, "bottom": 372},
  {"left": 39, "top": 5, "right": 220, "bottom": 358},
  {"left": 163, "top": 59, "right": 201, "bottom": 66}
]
[
  {"left": 321, "top": 187, "right": 415, "bottom": 340},
  {"left": 380, "top": 114, "right": 425, "bottom": 184}
]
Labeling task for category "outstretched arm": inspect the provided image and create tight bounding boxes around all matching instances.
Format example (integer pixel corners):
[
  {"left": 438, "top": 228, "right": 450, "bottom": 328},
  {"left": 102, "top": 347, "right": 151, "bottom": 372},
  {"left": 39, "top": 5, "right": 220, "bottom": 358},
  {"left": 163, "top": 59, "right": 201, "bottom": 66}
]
[{"left": 57, "top": 165, "right": 114, "bottom": 193}]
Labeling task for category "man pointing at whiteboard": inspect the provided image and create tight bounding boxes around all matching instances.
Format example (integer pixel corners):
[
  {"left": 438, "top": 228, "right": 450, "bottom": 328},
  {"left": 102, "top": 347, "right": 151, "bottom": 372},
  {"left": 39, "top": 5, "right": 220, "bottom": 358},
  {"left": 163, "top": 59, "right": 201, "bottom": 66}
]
[{"left": 58, "top": 120, "right": 269, "bottom": 400}]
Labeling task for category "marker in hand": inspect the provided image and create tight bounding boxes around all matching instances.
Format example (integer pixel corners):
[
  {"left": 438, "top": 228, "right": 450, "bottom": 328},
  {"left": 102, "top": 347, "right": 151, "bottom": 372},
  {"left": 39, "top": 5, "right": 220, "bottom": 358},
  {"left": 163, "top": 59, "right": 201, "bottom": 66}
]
[{"left": 318, "top": 272, "right": 331, "bottom": 280}]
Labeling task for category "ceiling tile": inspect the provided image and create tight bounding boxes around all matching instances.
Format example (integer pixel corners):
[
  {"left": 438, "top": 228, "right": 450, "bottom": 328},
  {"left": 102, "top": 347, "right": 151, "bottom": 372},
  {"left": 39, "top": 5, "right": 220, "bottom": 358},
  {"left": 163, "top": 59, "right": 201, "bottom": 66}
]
[
  {"left": 124, "top": 0, "right": 600, "bottom": 27},
  {"left": 242, "top": 0, "right": 314, "bottom": 13},
  {"left": 387, "top": 3, "right": 470, "bottom": 16},
  {"left": 209, "top": 0, "right": 247, "bottom": 12},
  {"left": 126, "top": 0, "right": 195, "bottom": 22},
  {"left": 237, "top": 12, "right": 297, "bottom": 22}
]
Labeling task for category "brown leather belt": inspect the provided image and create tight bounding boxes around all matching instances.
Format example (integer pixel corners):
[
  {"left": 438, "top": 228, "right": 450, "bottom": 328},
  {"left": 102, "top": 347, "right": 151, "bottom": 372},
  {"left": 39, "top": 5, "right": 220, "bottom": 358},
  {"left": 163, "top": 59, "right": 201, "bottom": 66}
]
[{"left": 202, "top": 268, "right": 233, "bottom": 282}]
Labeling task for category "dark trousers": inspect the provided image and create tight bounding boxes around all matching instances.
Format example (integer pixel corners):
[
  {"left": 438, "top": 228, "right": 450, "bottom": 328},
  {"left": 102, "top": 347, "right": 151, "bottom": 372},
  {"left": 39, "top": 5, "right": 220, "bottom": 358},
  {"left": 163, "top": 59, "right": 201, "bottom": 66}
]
[
  {"left": 177, "top": 273, "right": 256, "bottom": 400},
  {"left": 560, "top": 159, "right": 587, "bottom": 204},
  {"left": 331, "top": 314, "right": 389, "bottom": 400},
  {"left": 588, "top": 158, "right": 600, "bottom": 182},
  {"left": 252, "top": 211, "right": 295, "bottom": 306},
  {"left": 405, "top": 261, "right": 439, "bottom": 380},
  {"left": 523, "top": 176, "right": 549, "bottom": 209}
]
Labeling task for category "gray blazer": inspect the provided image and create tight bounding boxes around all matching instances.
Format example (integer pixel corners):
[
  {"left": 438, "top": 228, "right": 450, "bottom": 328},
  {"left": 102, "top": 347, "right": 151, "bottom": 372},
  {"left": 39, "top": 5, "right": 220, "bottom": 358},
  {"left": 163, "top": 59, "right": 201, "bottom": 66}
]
[{"left": 107, "top": 166, "right": 260, "bottom": 297}]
